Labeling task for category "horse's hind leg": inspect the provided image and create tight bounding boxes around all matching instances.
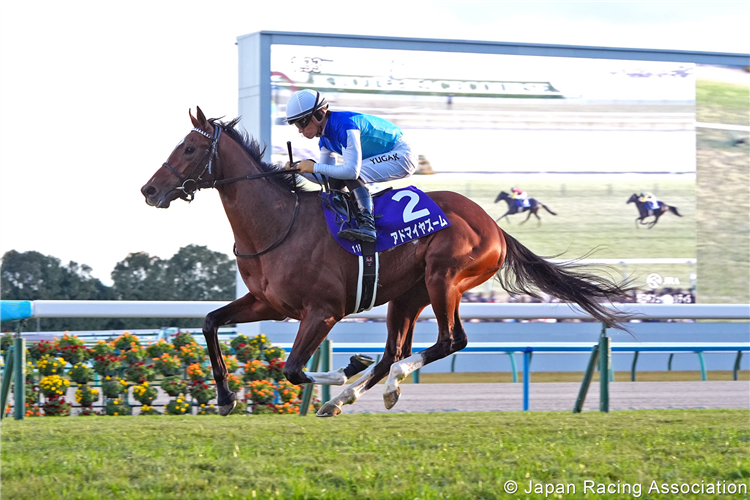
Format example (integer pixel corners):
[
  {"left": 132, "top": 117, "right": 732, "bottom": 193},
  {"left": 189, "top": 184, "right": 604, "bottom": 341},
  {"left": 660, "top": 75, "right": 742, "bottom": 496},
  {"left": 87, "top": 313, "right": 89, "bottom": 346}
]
[
  {"left": 203, "top": 294, "right": 286, "bottom": 416},
  {"left": 383, "top": 306, "right": 467, "bottom": 410},
  {"left": 520, "top": 210, "right": 533, "bottom": 225},
  {"left": 383, "top": 273, "right": 469, "bottom": 409},
  {"left": 317, "top": 283, "right": 429, "bottom": 416},
  {"left": 533, "top": 210, "right": 542, "bottom": 225}
]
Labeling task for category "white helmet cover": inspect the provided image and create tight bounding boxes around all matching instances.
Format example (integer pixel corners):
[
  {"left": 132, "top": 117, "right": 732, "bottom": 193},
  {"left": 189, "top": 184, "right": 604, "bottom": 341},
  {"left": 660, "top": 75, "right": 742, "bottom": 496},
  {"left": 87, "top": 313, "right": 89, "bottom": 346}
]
[{"left": 285, "top": 89, "right": 328, "bottom": 124}]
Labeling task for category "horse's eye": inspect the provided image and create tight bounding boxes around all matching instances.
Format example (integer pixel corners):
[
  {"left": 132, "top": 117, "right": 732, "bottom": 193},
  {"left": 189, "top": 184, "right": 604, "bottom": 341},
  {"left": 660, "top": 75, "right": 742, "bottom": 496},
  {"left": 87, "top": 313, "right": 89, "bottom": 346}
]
[{"left": 185, "top": 147, "right": 195, "bottom": 155}]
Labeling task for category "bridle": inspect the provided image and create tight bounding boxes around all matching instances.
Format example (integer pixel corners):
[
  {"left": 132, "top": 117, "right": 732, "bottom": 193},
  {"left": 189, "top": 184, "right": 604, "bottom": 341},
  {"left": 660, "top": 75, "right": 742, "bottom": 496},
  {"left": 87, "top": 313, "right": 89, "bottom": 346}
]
[
  {"left": 161, "top": 125, "right": 301, "bottom": 258},
  {"left": 162, "top": 126, "right": 222, "bottom": 202}
]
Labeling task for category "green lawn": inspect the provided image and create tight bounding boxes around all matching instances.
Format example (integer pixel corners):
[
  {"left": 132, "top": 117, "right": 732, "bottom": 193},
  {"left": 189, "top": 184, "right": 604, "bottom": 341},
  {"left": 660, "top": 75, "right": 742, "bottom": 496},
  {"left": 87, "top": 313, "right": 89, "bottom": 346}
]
[{"left": 2, "top": 409, "right": 748, "bottom": 500}]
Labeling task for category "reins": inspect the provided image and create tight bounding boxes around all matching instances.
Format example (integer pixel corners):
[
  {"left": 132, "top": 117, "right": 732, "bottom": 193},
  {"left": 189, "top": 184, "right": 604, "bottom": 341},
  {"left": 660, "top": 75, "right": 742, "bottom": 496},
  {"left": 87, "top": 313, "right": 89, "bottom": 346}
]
[
  {"left": 163, "top": 124, "right": 301, "bottom": 259},
  {"left": 195, "top": 168, "right": 299, "bottom": 191},
  {"left": 232, "top": 194, "right": 300, "bottom": 258}
]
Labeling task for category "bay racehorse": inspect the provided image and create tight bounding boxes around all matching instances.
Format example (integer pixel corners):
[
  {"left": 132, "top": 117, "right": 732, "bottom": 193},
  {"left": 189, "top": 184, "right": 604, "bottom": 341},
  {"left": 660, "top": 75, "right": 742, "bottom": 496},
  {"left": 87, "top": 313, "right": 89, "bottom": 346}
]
[
  {"left": 495, "top": 191, "right": 557, "bottom": 225},
  {"left": 141, "top": 108, "right": 634, "bottom": 417},
  {"left": 626, "top": 194, "right": 682, "bottom": 229}
]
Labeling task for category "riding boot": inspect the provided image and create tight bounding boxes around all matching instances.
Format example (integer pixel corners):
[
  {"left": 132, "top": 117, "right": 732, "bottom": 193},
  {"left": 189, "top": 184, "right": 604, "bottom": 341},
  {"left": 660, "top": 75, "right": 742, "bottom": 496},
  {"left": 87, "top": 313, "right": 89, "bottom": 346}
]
[{"left": 339, "top": 187, "right": 377, "bottom": 243}]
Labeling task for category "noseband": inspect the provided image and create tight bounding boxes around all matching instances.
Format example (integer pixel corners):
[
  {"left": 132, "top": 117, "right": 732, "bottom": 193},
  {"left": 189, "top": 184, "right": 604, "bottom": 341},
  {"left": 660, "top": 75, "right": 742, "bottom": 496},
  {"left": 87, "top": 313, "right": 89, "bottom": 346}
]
[
  {"left": 160, "top": 124, "right": 301, "bottom": 258},
  {"left": 162, "top": 126, "right": 222, "bottom": 202}
]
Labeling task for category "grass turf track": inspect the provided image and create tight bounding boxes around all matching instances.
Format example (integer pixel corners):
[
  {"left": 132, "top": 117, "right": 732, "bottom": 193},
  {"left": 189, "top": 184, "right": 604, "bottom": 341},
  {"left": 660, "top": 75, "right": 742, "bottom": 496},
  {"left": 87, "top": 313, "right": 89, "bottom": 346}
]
[{"left": 2, "top": 409, "right": 748, "bottom": 500}]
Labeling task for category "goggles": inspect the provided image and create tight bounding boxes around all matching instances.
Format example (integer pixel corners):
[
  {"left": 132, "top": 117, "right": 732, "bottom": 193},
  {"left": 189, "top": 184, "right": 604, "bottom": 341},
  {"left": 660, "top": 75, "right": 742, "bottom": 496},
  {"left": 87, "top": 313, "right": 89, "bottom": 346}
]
[{"left": 290, "top": 91, "right": 321, "bottom": 130}]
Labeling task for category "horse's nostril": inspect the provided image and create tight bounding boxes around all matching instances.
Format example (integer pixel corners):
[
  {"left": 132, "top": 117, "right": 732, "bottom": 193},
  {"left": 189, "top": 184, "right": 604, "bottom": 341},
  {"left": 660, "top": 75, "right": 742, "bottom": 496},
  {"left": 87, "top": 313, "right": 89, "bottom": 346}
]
[{"left": 141, "top": 185, "right": 156, "bottom": 197}]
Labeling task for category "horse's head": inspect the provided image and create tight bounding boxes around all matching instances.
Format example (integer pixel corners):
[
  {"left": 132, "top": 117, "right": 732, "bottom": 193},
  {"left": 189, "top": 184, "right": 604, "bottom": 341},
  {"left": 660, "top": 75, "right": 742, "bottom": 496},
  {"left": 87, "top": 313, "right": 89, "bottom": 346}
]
[
  {"left": 626, "top": 194, "right": 638, "bottom": 204},
  {"left": 141, "top": 107, "right": 220, "bottom": 208},
  {"left": 495, "top": 191, "right": 509, "bottom": 203}
]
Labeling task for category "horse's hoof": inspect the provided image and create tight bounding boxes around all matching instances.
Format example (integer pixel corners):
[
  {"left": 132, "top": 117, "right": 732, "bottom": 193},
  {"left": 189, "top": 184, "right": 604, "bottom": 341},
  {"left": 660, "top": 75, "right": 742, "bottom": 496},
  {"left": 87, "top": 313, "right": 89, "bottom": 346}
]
[
  {"left": 316, "top": 402, "right": 342, "bottom": 417},
  {"left": 383, "top": 387, "right": 401, "bottom": 409},
  {"left": 218, "top": 400, "right": 237, "bottom": 417}
]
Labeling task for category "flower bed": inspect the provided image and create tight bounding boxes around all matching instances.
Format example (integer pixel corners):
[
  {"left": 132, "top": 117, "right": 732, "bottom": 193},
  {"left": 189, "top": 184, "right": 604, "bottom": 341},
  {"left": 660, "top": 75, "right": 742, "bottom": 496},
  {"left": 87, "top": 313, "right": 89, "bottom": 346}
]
[{"left": 10, "top": 331, "right": 310, "bottom": 418}]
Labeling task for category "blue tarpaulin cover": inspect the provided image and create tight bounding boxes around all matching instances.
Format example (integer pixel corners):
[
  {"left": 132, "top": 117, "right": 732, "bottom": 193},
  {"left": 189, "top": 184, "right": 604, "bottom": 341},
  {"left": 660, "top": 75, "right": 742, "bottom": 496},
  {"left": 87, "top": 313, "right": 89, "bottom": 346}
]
[{"left": 0, "top": 301, "right": 32, "bottom": 322}]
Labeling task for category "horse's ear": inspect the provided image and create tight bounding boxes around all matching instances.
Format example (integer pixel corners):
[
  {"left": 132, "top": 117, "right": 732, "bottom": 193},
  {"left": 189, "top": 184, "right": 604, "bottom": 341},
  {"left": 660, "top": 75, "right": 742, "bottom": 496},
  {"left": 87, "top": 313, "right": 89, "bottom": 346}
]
[
  {"left": 196, "top": 106, "right": 208, "bottom": 126},
  {"left": 189, "top": 107, "right": 209, "bottom": 129},
  {"left": 189, "top": 108, "right": 201, "bottom": 128}
]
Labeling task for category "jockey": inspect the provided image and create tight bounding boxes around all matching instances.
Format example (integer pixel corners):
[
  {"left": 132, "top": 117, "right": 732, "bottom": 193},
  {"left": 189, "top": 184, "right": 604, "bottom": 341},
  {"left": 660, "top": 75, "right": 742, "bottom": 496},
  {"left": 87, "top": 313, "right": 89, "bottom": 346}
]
[
  {"left": 639, "top": 192, "right": 659, "bottom": 210},
  {"left": 510, "top": 187, "right": 529, "bottom": 208},
  {"left": 284, "top": 89, "right": 417, "bottom": 242}
]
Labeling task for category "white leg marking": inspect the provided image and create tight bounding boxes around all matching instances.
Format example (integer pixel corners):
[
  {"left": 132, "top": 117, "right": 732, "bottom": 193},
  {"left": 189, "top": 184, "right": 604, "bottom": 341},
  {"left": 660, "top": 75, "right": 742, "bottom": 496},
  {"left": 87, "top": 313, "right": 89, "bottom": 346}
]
[
  {"left": 317, "top": 364, "right": 378, "bottom": 416},
  {"left": 331, "top": 365, "right": 376, "bottom": 406},
  {"left": 306, "top": 367, "right": 347, "bottom": 386},
  {"left": 384, "top": 353, "right": 425, "bottom": 395}
]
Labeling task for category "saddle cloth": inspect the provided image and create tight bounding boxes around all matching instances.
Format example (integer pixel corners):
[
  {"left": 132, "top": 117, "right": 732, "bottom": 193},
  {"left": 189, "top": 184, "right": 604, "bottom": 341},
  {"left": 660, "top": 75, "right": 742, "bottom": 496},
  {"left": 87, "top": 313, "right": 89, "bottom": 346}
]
[
  {"left": 321, "top": 185, "right": 451, "bottom": 256},
  {"left": 516, "top": 199, "right": 531, "bottom": 208}
]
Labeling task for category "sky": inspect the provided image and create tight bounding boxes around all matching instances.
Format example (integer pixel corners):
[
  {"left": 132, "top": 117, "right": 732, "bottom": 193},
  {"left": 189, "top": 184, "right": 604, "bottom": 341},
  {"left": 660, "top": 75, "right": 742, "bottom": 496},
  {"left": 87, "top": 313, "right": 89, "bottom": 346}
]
[{"left": 0, "top": 0, "right": 748, "bottom": 287}]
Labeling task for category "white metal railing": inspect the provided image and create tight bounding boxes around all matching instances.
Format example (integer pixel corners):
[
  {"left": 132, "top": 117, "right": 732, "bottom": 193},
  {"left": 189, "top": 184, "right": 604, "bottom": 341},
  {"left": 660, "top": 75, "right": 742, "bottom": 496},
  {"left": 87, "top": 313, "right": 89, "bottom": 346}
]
[{"left": 15, "top": 300, "right": 749, "bottom": 321}]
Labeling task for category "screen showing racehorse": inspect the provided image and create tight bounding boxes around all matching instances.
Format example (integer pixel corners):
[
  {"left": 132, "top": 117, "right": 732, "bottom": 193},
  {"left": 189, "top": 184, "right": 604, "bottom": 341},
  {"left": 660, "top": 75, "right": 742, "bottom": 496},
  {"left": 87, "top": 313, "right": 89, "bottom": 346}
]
[{"left": 270, "top": 44, "right": 700, "bottom": 305}]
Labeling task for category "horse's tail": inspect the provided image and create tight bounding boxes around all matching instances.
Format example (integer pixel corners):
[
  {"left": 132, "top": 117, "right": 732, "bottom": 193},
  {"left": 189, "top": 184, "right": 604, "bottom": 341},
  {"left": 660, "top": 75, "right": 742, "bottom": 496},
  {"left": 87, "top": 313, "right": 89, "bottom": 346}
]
[
  {"left": 669, "top": 206, "right": 682, "bottom": 217},
  {"left": 496, "top": 232, "right": 636, "bottom": 330},
  {"left": 541, "top": 204, "right": 557, "bottom": 216}
]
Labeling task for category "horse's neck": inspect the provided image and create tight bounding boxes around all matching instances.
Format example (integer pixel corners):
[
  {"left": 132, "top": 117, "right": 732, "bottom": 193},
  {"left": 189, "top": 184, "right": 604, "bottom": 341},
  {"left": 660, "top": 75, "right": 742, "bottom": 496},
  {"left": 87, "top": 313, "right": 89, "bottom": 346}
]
[{"left": 216, "top": 149, "right": 298, "bottom": 256}]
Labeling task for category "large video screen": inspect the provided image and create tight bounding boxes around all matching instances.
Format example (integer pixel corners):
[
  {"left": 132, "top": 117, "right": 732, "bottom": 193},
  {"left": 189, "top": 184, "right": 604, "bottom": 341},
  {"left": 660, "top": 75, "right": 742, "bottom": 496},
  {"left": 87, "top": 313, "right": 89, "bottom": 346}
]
[{"left": 271, "top": 45, "right": 698, "bottom": 304}]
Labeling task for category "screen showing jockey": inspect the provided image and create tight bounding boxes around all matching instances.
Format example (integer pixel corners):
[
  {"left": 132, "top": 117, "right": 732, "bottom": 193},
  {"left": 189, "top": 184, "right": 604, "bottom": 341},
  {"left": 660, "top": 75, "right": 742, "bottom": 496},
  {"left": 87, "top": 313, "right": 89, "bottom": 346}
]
[
  {"left": 510, "top": 187, "right": 530, "bottom": 208},
  {"left": 638, "top": 192, "right": 659, "bottom": 210},
  {"left": 284, "top": 89, "right": 417, "bottom": 242}
]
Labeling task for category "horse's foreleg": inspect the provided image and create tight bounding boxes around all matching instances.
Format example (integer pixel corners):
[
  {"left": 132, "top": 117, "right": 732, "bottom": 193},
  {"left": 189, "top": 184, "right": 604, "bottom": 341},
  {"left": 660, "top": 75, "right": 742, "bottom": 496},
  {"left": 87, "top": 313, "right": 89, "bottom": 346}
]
[
  {"left": 496, "top": 211, "right": 511, "bottom": 223},
  {"left": 319, "top": 284, "right": 429, "bottom": 416},
  {"left": 303, "top": 353, "right": 375, "bottom": 386},
  {"left": 316, "top": 363, "right": 379, "bottom": 417},
  {"left": 203, "top": 294, "right": 285, "bottom": 416},
  {"left": 282, "top": 310, "right": 339, "bottom": 385}
]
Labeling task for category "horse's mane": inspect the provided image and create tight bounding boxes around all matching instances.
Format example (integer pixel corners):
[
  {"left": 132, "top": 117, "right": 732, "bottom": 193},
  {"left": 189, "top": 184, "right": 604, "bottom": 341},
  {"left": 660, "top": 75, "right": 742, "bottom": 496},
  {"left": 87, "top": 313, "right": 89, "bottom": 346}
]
[{"left": 210, "top": 117, "right": 301, "bottom": 192}]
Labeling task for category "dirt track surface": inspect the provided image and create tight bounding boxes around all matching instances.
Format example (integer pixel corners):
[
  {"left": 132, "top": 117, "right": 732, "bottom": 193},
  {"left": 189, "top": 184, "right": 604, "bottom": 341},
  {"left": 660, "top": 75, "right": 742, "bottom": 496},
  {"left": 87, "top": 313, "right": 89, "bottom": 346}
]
[{"left": 338, "top": 381, "right": 750, "bottom": 414}]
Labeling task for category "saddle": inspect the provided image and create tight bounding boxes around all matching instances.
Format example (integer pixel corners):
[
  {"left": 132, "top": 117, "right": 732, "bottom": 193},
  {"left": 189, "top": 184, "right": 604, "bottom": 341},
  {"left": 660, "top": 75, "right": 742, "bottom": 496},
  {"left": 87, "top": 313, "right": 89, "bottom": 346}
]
[
  {"left": 323, "top": 188, "right": 391, "bottom": 234},
  {"left": 516, "top": 199, "right": 531, "bottom": 209},
  {"left": 320, "top": 186, "right": 451, "bottom": 314}
]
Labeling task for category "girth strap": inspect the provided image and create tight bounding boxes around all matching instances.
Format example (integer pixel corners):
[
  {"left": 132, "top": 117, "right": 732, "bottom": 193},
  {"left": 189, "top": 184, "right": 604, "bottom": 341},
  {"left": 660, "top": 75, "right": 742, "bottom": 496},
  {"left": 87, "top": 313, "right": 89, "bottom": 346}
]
[{"left": 354, "top": 241, "right": 379, "bottom": 314}]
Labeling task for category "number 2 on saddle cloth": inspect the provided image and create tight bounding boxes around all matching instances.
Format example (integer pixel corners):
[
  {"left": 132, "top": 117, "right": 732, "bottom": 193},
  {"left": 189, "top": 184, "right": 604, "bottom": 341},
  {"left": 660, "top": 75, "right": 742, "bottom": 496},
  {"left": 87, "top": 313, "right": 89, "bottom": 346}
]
[
  {"left": 321, "top": 185, "right": 450, "bottom": 256},
  {"left": 321, "top": 185, "right": 451, "bottom": 313}
]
